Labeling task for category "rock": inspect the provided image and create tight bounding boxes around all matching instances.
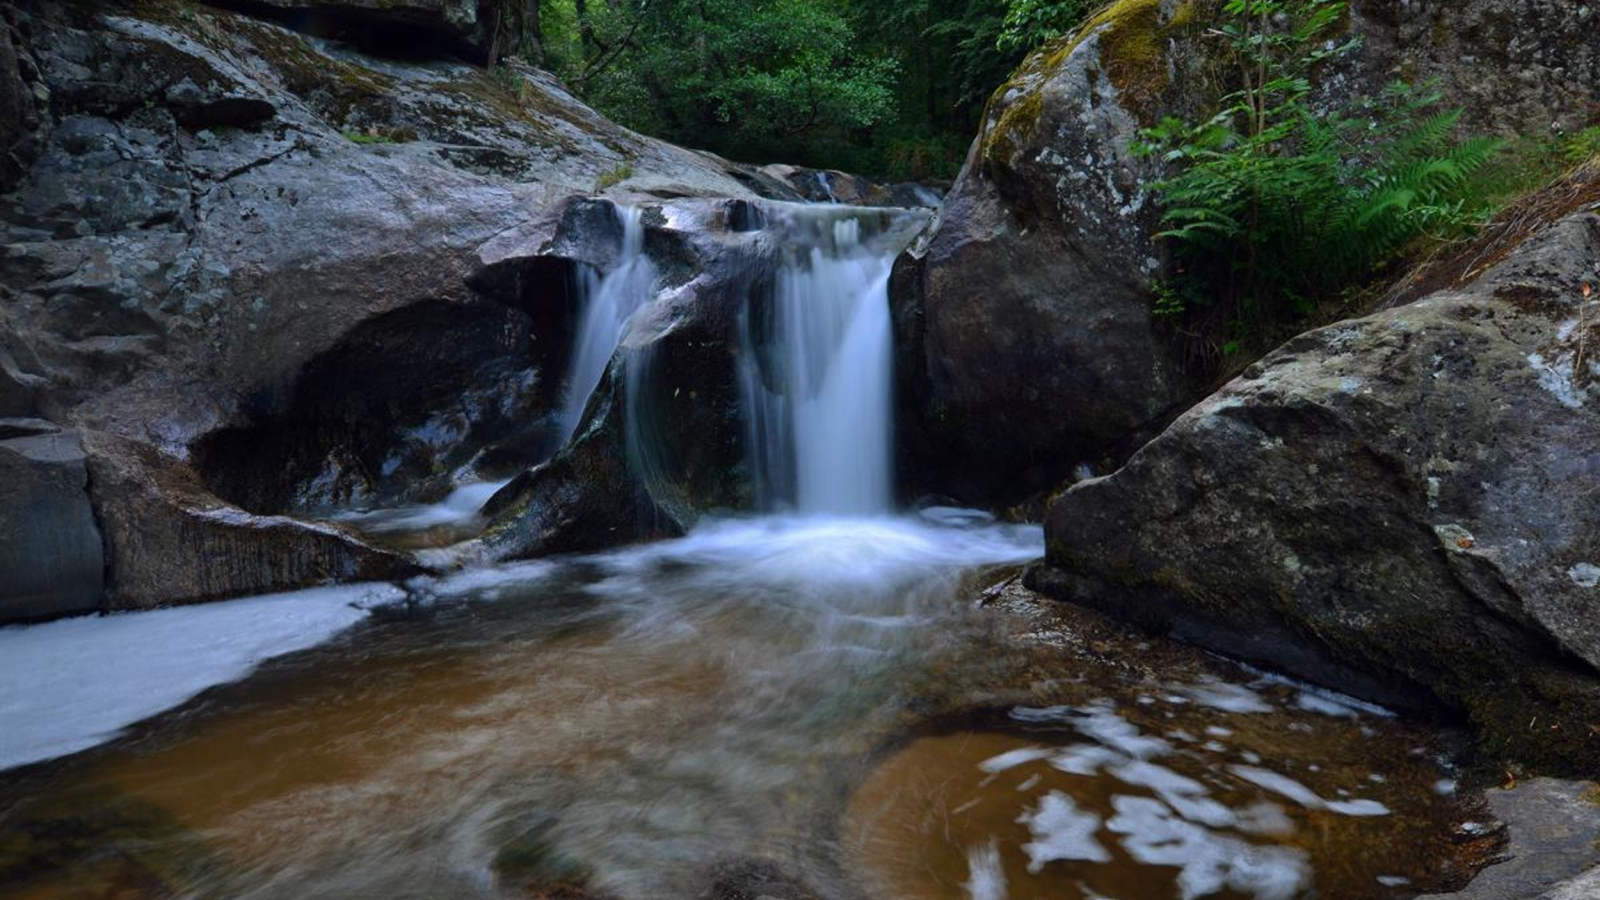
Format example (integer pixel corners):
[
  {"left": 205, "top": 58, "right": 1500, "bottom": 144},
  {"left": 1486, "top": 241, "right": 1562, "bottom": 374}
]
[
  {"left": 743, "top": 163, "right": 943, "bottom": 210},
  {"left": 0, "top": 429, "right": 103, "bottom": 621},
  {"left": 0, "top": 0, "right": 756, "bottom": 616},
  {"left": 230, "top": 0, "right": 507, "bottom": 60},
  {"left": 0, "top": 5, "right": 42, "bottom": 193},
  {"left": 467, "top": 368, "right": 663, "bottom": 562},
  {"left": 903, "top": 0, "right": 1600, "bottom": 504},
  {"left": 699, "top": 857, "right": 822, "bottom": 900},
  {"left": 83, "top": 430, "right": 419, "bottom": 610},
  {"left": 1035, "top": 186, "right": 1600, "bottom": 772},
  {"left": 899, "top": 0, "right": 1211, "bottom": 503},
  {"left": 0, "top": 417, "right": 59, "bottom": 439},
  {"left": 1343, "top": 0, "right": 1599, "bottom": 140},
  {"left": 1423, "top": 780, "right": 1600, "bottom": 900}
]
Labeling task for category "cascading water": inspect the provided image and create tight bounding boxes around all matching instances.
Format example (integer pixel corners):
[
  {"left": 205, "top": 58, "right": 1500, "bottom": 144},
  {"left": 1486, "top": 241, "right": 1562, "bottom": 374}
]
[
  {"left": 741, "top": 211, "right": 897, "bottom": 516},
  {"left": 326, "top": 206, "right": 654, "bottom": 543},
  {"left": 555, "top": 205, "right": 656, "bottom": 449}
]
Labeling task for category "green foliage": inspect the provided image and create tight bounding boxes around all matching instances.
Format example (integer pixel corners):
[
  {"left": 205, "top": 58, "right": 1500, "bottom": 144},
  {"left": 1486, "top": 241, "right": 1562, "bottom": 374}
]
[
  {"left": 537, "top": 0, "right": 893, "bottom": 167},
  {"left": 1565, "top": 126, "right": 1600, "bottom": 165},
  {"left": 997, "top": 0, "right": 1096, "bottom": 51},
  {"left": 527, "top": 0, "right": 1030, "bottom": 177},
  {"left": 594, "top": 160, "right": 635, "bottom": 191},
  {"left": 1136, "top": 0, "right": 1504, "bottom": 360}
]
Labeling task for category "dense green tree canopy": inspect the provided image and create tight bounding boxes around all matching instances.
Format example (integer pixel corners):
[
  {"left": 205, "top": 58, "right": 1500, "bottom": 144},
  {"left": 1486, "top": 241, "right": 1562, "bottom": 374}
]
[{"left": 520, "top": 0, "right": 1076, "bottom": 178}]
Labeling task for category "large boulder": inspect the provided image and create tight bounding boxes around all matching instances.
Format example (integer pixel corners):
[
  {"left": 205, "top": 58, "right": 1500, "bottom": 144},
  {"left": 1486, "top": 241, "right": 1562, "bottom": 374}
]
[
  {"left": 898, "top": 0, "right": 1203, "bottom": 504},
  {"left": 0, "top": 426, "right": 103, "bottom": 621},
  {"left": 900, "top": 0, "right": 1600, "bottom": 504},
  {"left": 0, "top": 0, "right": 756, "bottom": 618},
  {"left": 1033, "top": 178, "right": 1600, "bottom": 772}
]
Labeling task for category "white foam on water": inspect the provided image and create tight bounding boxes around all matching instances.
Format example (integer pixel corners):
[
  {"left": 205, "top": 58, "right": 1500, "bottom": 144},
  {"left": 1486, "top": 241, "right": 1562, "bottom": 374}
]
[
  {"left": 1177, "top": 678, "right": 1275, "bottom": 714},
  {"left": 979, "top": 747, "right": 1056, "bottom": 774},
  {"left": 331, "top": 479, "right": 511, "bottom": 534},
  {"left": 0, "top": 583, "right": 400, "bottom": 771},
  {"left": 1106, "top": 795, "right": 1310, "bottom": 900},
  {"left": 1018, "top": 791, "right": 1111, "bottom": 871},
  {"left": 586, "top": 514, "right": 1043, "bottom": 598},
  {"left": 1230, "top": 765, "right": 1391, "bottom": 817},
  {"left": 964, "top": 839, "right": 1009, "bottom": 900}
]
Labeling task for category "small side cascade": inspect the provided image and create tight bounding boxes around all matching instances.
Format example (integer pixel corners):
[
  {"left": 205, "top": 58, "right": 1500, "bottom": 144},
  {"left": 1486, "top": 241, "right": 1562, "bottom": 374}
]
[
  {"left": 554, "top": 205, "right": 656, "bottom": 449},
  {"left": 740, "top": 210, "right": 898, "bottom": 516}
]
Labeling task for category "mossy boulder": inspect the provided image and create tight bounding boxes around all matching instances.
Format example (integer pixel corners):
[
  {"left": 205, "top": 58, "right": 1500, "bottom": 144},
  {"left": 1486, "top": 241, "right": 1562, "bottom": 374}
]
[
  {"left": 901, "top": 0, "right": 1600, "bottom": 505},
  {"left": 899, "top": 0, "right": 1214, "bottom": 505}
]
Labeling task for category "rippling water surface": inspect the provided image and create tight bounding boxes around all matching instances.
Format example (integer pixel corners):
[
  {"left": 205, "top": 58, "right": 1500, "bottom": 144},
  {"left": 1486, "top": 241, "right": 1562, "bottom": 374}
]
[{"left": 0, "top": 514, "right": 1478, "bottom": 900}]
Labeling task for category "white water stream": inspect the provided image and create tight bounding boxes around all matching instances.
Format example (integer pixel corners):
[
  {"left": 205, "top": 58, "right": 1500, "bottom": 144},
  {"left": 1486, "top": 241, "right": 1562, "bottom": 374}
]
[
  {"left": 741, "top": 211, "right": 898, "bottom": 514},
  {"left": 555, "top": 205, "right": 657, "bottom": 448}
]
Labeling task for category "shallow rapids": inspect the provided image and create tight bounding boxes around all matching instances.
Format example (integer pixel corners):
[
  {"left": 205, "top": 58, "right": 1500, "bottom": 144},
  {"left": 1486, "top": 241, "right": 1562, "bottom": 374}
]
[{"left": 0, "top": 515, "right": 1478, "bottom": 900}]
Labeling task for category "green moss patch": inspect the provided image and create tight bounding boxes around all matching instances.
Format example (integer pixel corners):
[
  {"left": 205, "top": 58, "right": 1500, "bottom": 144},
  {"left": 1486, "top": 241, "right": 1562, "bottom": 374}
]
[{"left": 982, "top": 0, "right": 1192, "bottom": 169}]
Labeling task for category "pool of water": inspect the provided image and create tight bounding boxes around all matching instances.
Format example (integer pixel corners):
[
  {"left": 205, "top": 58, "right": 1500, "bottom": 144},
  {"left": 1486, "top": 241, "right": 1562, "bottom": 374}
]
[{"left": 0, "top": 514, "right": 1483, "bottom": 900}]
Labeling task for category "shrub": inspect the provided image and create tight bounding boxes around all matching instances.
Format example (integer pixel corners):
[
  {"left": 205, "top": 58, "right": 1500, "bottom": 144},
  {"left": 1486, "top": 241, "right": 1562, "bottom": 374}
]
[{"left": 1136, "top": 0, "right": 1504, "bottom": 363}]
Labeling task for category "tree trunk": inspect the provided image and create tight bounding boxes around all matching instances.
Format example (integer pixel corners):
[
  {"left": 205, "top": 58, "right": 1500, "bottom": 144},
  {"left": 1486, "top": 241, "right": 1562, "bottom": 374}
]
[
  {"left": 523, "top": 0, "right": 544, "bottom": 63},
  {"left": 575, "top": 0, "right": 598, "bottom": 57}
]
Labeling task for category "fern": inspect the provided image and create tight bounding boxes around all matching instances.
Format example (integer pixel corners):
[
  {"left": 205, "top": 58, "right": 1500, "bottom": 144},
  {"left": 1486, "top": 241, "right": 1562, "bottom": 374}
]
[{"left": 1134, "top": 0, "right": 1505, "bottom": 362}]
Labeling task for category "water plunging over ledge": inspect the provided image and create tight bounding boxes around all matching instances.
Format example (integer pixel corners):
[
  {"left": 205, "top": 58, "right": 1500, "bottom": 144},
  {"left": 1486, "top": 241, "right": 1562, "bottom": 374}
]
[
  {"left": 740, "top": 212, "right": 896, "bottom": 515},
  {"left": 559, "top": 206, "right": 658, "bottom": 450}
]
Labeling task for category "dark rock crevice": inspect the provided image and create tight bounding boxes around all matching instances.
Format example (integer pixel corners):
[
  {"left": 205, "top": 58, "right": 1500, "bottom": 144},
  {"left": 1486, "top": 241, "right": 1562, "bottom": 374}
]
[{"left": 192, "top": 296, "right": 559, "bottom": 515}]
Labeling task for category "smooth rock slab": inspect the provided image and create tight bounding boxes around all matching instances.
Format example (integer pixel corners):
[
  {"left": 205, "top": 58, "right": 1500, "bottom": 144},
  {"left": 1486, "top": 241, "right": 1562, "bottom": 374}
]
[
  {"left": 0, "top": 429, "right": 104, "bottom": 621},
  {"left": 1426, "top": 780, "right": 1600, "bottom": 900}
]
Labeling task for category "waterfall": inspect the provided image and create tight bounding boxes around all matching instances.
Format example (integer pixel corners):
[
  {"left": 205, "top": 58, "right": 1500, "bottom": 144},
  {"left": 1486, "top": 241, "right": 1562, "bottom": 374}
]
[
  {"left": 742, "top": 212, "right": 896, "bottom": 515},
  {"left": 554, "top": 206, "right": 656, "bottom": 449}
]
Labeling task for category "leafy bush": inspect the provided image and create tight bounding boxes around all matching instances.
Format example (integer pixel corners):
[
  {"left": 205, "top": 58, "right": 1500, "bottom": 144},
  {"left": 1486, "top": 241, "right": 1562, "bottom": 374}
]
[
  {"left": 997, "top": 0, "right": 1096, "bottom": 51},
  {"left": 1136, "top": 0, "right": 1504, "bottom": 361}
]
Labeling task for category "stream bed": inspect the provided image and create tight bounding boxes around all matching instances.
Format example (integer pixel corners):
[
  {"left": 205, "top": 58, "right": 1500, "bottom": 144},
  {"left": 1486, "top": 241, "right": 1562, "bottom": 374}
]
[{"left": 0, "top": 513, "right": 1488, "bottom": 900}]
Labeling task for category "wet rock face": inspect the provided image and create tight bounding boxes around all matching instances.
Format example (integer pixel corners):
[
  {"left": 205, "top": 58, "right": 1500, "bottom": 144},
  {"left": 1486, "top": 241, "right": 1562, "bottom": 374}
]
[
  {"left": 1344, "top": 0, "right": 1600, "bottom": 140},
  {"left": 0, "top": 0, "right": 753, "bottom": 616},
  {"left": 1035, "top": 197, "right": 1600, "bottom": 772},
  {"left": 193, "top": 296, "right": 569, "bottom": 515},
  {"left": 904, "top": 0, "right": 1600, "bottom": 505},
  {"left": 0, "top": 6, "right": 42, "bottom": 194},
  {"left": 1423, "top": 779, "right": 1600, "bottom": 900},
  {"left": 85, "top": 431, "right": 419, "bottom": 611},
  {"left": 0, "top": 429, "right": 103, "bottom": 621}
]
